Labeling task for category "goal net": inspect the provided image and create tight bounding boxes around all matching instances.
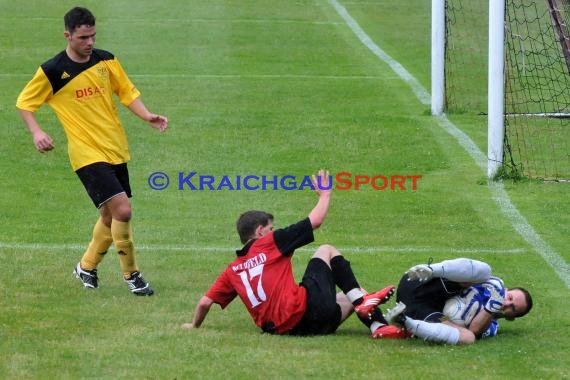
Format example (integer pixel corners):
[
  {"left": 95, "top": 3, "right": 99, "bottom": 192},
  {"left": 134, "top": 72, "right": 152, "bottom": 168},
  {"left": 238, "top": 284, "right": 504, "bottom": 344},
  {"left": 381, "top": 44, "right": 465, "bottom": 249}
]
[{"left": 442, "top": 0, "right": 570, "bottom": 180}]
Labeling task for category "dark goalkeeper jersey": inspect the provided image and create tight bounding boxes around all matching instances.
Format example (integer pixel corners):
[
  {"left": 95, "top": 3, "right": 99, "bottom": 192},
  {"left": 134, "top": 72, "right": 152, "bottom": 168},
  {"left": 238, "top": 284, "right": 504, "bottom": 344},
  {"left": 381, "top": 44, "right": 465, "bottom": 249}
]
[
  {"left": 17, "top": 49, "right": 141, "bottom": 170},
  {"left": 206, "top": 218, "right": 315, "bottom": 334}
]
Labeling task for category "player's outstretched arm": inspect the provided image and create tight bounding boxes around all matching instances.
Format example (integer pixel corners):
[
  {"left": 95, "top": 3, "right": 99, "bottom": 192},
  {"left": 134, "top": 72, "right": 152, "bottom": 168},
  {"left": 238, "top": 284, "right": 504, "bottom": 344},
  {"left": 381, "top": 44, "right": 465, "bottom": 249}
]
[
  {"left": 127, "top": 98, "right": 168, "bottom": 132},
  {"left": 308, "top": 169, "right": 331, "bottom": 229},
  {"left": 182, "top": 296, "right": 214, "bottom": 329}
]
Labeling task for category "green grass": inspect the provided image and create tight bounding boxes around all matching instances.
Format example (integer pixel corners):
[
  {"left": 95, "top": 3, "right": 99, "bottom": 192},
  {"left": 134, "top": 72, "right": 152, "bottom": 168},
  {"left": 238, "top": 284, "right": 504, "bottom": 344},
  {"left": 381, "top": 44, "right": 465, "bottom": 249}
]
[{"left": 1, "top": 1, "right": 569, "bottom": 379}]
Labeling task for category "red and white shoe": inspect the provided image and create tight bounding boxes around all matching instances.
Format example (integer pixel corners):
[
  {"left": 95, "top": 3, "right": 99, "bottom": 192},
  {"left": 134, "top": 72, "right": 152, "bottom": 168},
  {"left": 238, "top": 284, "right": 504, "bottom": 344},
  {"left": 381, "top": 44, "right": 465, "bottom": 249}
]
[
  {"left": 354, "top": 285, "right": 396, "bottom": 319},
  {"left": 371, "top": 324, "right": 411, "bottom": 339}
]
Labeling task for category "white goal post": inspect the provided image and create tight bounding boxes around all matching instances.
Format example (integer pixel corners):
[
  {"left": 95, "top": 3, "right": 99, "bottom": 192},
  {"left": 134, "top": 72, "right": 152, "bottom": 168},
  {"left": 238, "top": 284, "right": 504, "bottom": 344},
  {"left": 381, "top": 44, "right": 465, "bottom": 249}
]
[
  {"left": 433, "top": 0, "right": 570, "bottom": 180},
  {"left": 487, "top": 0, "right": 506, "bottom": 179},
  {"left": 431, "top": 0, "right": 505, "bottom": 179}
]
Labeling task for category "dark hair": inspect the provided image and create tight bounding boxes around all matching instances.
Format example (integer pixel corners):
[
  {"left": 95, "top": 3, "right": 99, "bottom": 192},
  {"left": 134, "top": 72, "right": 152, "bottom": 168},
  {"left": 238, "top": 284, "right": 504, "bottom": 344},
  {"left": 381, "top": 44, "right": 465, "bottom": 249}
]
[
  {"left": 64, "top": 7, "right": 95, "bottom": 32},
  {"left": 511, "top": 287, "right": 533, "bottom": 318},
  {"left": 236, "top": 211, "right": 274, "bottom": 244}
]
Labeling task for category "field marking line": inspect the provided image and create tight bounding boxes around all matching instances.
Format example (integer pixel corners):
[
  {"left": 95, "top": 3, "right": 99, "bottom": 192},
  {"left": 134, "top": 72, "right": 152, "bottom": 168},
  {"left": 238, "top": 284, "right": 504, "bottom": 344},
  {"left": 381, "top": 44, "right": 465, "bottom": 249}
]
[
  {"left": 130, "top": 74, "right": 394, "bottom": 80},
  {"left": 4, "top": 17, "right": 343, "bottom": 25},
  {"left": 0, "top": 241, "right": 526, "bottom": 255},
  {"left": 1, "top": 73, "right": 394, "bottom": 80},
  {"left": 330, "top": 0, "right": 570, "bottom": 288}
]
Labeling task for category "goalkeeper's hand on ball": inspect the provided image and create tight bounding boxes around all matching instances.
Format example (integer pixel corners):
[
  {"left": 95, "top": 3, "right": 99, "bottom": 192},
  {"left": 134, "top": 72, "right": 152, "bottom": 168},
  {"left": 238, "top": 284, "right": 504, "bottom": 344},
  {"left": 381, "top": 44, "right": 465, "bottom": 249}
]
[
  {"left": 406, "top": 264, "right": 434, "bottom": 282},
  {"left": 483, "top": 278, "right": 505, "bottom": 315}
]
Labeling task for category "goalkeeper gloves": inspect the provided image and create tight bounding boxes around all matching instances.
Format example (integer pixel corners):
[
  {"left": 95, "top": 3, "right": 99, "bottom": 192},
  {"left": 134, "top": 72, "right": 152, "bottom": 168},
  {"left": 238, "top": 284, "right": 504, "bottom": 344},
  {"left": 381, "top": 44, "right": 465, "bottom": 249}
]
[
  {"left": 406, "top": 264, "right": 435, "bottom": 282},
  {"left": 483, "top": 277, "right": 505, "bottom": 315},
  {"left": 406, "top": 258, "right": 445, "bottom": 282}
]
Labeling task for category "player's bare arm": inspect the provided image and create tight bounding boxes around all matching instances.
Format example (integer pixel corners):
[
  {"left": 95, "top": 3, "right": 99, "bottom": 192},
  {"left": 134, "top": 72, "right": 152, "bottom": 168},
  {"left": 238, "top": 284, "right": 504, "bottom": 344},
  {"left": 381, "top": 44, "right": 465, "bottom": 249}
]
[
  {"left": 127, "top": 98, "right": 168, "bottom": 132},
  {"left": 19, "top": 109, "right": 54, "bottom": 153},
  {"left": 182, "top": 295, "right": 214, "bottom": 329},
  {"left": 468, "top": 308, "right": 495, "bottom": 336},
  {"left": 308, "top": 169, "right": 331, "bottom": 229}
]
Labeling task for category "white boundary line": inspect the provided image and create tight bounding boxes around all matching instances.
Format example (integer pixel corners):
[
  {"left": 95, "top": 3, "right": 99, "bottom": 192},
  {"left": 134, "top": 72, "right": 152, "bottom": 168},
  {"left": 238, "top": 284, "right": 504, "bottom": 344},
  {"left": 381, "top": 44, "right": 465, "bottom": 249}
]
[
  {"left": 2, "top": 17, "right": 343, "bottom": 26},
  {"left": 0, "top": 241, "right": 526, "bottom": 255},
  {"left": 330, "top": 0, "right": 570, "bottom": 288},
  {"left": 0, "top": 73, "right": 392, "bottom": 80}
]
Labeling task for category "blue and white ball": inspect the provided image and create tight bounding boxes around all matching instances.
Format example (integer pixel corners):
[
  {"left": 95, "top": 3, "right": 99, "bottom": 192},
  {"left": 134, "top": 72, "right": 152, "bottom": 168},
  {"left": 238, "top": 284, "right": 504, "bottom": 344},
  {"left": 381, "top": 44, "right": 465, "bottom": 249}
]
[{"left": 443, "top": 287, "right": 482, "bottom": 327}]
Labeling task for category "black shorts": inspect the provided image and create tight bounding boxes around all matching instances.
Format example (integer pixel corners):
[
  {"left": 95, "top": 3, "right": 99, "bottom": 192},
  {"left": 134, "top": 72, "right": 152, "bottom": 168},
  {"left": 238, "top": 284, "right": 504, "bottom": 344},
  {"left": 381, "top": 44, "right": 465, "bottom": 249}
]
[
  {"left": 76, "top": 162, "right": 132, "bottom": 208},
  {"left": 289, "top": 258, "right": 342, "bottom": 336},
  {"left": 396, "top": 274, "right": 463, "bottom": 322}
]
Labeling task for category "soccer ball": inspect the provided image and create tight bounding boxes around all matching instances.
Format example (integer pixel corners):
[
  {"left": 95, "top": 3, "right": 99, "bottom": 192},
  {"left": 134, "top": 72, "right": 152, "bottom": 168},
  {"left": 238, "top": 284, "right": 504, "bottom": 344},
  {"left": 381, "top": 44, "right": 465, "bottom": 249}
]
[{"left": 443, "top": 288, "right": 482, "bottom": 327}]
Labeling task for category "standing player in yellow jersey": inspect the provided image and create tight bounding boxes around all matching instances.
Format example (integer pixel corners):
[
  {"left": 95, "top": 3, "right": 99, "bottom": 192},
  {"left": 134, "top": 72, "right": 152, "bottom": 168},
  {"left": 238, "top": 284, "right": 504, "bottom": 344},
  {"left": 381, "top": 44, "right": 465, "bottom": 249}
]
[{"left": 16, "top": 7, "right": 168, "bottom": 295}]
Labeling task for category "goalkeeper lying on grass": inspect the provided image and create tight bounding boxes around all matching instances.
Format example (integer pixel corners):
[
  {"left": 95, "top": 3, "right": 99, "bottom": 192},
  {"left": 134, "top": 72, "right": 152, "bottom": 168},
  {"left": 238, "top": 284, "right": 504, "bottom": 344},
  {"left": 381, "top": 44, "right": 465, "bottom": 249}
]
[{"left": 384, "top": 258, "right": 533, "bottom": 344}]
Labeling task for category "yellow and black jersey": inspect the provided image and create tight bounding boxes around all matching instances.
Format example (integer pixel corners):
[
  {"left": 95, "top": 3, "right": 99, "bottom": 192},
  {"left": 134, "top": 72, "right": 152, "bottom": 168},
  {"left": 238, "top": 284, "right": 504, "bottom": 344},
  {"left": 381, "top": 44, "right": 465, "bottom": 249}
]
[{"left": 17, "top": 49, "right": 141, "bottom": 171}]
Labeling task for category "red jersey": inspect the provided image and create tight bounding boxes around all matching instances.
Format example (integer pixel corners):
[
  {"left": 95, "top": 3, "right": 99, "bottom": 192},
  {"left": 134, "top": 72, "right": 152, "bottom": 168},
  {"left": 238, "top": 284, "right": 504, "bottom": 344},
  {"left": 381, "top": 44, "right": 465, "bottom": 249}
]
[{"left": 206, "top": 218, "right": 314, "bottom": 334}]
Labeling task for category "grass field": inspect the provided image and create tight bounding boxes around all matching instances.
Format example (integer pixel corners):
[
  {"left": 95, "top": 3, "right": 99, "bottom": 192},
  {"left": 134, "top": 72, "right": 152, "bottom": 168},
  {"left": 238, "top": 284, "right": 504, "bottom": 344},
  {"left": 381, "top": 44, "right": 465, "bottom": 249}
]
[{"left": 1, "top": 1, "right": 569, "bottom": 379}]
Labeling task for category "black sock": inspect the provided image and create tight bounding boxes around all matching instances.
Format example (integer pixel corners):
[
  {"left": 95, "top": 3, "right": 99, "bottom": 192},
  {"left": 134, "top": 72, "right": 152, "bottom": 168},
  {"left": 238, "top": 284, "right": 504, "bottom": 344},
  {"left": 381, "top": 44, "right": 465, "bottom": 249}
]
[{"left": 330, "top": 256, "right": 360, "bottom": 295}]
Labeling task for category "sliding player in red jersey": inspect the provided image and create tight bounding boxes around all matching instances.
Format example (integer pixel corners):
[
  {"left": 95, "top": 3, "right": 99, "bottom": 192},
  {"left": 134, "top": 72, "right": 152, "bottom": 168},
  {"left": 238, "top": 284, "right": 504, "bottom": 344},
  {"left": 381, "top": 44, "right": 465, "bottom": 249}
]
[{"left": 183, "top": 170, "right": 402, "bottom": 338}]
